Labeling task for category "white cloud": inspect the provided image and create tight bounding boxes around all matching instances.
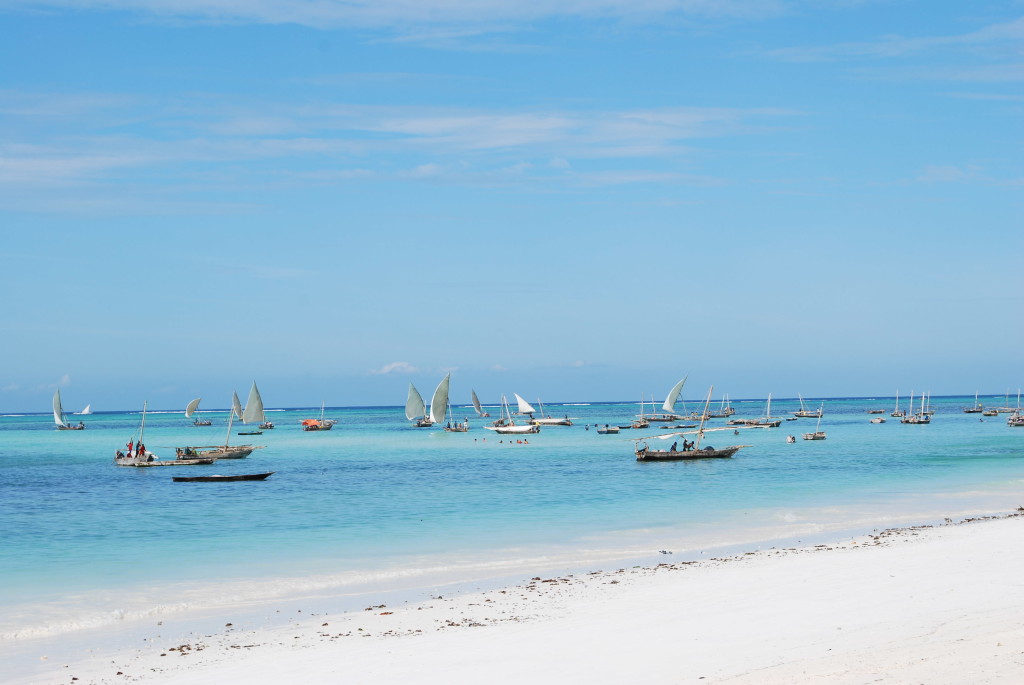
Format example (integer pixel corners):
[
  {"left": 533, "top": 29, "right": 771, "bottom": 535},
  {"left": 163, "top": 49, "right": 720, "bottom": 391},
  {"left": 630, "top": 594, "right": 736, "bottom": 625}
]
[
  {"left": 2, "top": 383, "right": 19, "bottom": 392},
  {"left": 59, "top": 374, "right": 71, "bottom": 386},
  {"left": 370, "top": 361, "right": 418, "bottom": 375}
]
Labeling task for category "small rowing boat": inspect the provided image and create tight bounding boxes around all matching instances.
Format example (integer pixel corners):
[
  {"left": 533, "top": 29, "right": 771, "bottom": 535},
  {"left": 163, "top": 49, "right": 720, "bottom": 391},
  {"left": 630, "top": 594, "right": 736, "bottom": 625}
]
[{"left": 173, "top": 472, "right": 274, "bottom": 482}]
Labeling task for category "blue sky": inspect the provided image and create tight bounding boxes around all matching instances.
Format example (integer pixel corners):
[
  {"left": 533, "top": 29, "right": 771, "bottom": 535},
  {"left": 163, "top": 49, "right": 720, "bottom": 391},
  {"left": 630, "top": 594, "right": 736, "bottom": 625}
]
[{"left": 1, "top": 1, "right": 1021, "bottom": 412}]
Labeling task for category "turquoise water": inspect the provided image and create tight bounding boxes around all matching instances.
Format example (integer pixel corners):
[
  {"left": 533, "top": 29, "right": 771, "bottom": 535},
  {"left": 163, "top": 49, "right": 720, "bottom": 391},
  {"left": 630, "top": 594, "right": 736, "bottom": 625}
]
[{"left": 1, "top": 395, "right": 1022, "bottom": 641}]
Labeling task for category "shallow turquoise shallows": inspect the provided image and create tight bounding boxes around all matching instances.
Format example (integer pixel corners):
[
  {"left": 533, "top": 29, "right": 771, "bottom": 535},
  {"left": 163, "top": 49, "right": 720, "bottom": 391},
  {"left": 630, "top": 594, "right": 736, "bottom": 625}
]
[{"left": 1, "top": 395, "right": 1022, "bottom": 640}]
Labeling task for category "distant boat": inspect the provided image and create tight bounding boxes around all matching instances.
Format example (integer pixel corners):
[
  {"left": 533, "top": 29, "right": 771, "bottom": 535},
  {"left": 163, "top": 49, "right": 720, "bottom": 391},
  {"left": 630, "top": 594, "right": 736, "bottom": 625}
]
[
  {"left": 302, "top": 401, "right": 336, "bottom": 431},
  {"left": 116, "top": 402, "right": 202, "bottom": 466},
  {"left": 891, "top": 390, "right": 905, "bottom": 418},
  {"left": 870, "top": 417, "right": 886, "bottom": 424},
  {"left": 53, "top": 389, "right": 85, "bottom": 430},
  {"left": 173, "top": 472, "right": 274, "bottom": 483},
  {"left": 242, "top": 381, "right": 274, "bottom": 430},
  {"left": 866, "top": 409, "right": 885, "bottom": 414},
  {"left": 528, "top": 397, "right": 573, "bottom": 426},
  {"left": 749, "top": 394, "right": 782, "bottom": 428},
  {"left": 179, "top": 397, "right": 263, "bottom": 458},
  {"left": 635, "top": 385, "right": 747, "bottom": 460},
  {"left": 484, "top": 394, "right": 540, "bottom": 434},
  {"left": 963, "top": 391, "right": 983, "bottom": 414},
  {"left": 794, "top": 394, "right": 822, "bottom": 418},
  {"left": 470, "top": 390, "right": 490, "bottom": 418},
  {"left": 802, "top": 412, "right": 826, "bottom": 440},
  {"left": 77, "top": 404, "right": 92, "bottom": 415},
  {"left": 900, "top": 390, "right": 931, "bottom": 425},
  {"left": 406, "top": 379, "right": 443, "bottom": 428},
  {"left": 647, "top": 377, "right": 687, "bottom": 422},
  {"left": 596, "top": 424, "right": 620, "bottom": 434},
  {"left": 185, "top": 397, "right": 212, "bottom": 426},
  {"left": 708, "top": 394, "right": 736, "bottom": 418}
]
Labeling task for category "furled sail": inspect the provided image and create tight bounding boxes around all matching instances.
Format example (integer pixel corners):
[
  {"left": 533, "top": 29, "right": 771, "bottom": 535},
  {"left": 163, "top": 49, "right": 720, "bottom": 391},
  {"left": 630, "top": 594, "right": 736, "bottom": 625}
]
[
  {"left": 405, "top": 383, "right": 426, "bottom": 421},
  {"left": 185, "top": 397, "right": 201, "bottom": 418},
  {"left": 231, "top": 391, "right": 243, "bottom": 420},
  {"left": 471, "top": 390, "right": 484, "bottom": 416},
  {"left": 513, "top": 393, "right": 536, "bottom": 415},
  {"left": 429, "top": 373, "right": 451, "bottom": 425},
  {"left": 242, "top": 381, "right": 265, "bottom": 425},
  {"left": 52, "top": 389, "right": 68, "bottom": 427},
  {"left": 662, "top": 376, "right": 687, "bottom": 414}
]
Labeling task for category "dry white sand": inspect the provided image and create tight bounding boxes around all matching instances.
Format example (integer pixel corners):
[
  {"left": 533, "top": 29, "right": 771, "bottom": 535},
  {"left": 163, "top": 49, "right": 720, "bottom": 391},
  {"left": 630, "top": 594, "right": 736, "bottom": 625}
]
[{"left": 16, "top": 512, "right": 1024, "bottom": 684}]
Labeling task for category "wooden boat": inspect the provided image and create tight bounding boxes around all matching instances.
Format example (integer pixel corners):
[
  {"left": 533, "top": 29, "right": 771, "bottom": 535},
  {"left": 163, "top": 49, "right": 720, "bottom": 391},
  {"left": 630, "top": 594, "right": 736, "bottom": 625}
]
[
  {"left": 963, "top": 391, "right": 983, "bottom": 414},
  {"left": 302, "top": 401, "right": 336, "bottom": 431},
  {"left": 635, "top": 386, "right": 748, "bottom": 461},
  {"left": 748, "top": 394, "right": 782, "bottom": 428},
  {"left": 53, "top": 389, "right": 85, "bottom": 430},
  {"left": 645, "top": 377, "right": 688, "bottom": 422},
  {"left": 793, "top": 394, "right": 822, "bottom": 418},
  {"left": 982, "top": 408, "right": 999, "bottom": 417},
  {"left": 484, "top": 394, "right": 540, "bottom": 434},
  {"left": 185, "top": 397, "right": 212, "bottom": 425},
  {"left": 802, "top": 414, "right": 826, "bottom": 439},
  {"left": 900, "top": 391, "right": 931, "bottom": 424},
  {"left": 870, "top": 417, "right": 886, "bottom": 424},
  {"left": 173, "top": 472, "right": 274, "bottom": 482},
  {"left": 241, "top": 381, "right": 275, "bottom": 429},
  {"left": 471, "top": 389, "right": 490, "bottom": 418},
  {"left": 237, "top": 430, "right": 263, "bottom": 436},
  {"left": 1008, "top": 412, "right": 1024, "bottom": 427},
  {"left": 179, "top": 396, "right": 262, "bottom": 458},
  {"left": 116, "top": 402, "right": 215, "bottom": 466},
  {"left": 596, "top": 424, "right": 620, "bottom": 434},
  {"left": 528, "top": 398, "right": 573, "bottom": 426},
  {"left": 891, "top": 390, "right": 906, "bottom": 418},
  {"left": 406, "top": 378, "right": 448, "bottom": 428},
  {"left": 867, "top": 409, "right": 885, "bottom": 414}
]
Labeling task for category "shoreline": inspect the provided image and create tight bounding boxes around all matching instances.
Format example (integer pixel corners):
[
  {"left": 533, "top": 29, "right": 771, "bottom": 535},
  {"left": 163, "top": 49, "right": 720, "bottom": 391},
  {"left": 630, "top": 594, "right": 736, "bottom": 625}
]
[{"left": 11, "top": 506, "right": 1024, "bottom": 684}]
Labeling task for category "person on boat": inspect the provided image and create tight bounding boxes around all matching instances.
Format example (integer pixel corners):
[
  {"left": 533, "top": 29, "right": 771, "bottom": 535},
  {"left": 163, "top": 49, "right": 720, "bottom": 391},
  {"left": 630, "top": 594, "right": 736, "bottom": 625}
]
[
  {"left": 670, "top": 441, "right": 678, "bottom": 451},
  {"left": 126, "top": 440, "right": 133, "bottom": 457},
  {"left": 116, "top": 450, "right": 125, "bottom": 460},
  {"left": 137, "top": 442, "right": 145, "bottom": 458}
]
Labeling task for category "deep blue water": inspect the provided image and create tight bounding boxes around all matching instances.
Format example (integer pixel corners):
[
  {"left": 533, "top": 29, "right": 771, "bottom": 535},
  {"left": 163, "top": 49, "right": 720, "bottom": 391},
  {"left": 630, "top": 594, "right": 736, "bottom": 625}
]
[{"left": 1, "top": 394, "right": 1022, "bottom": 640}]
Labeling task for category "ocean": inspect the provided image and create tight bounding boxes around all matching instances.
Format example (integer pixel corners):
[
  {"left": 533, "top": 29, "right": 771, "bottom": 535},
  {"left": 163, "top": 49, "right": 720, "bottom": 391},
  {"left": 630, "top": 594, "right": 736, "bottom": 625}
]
[{"left": 2, "top": 394, "right": 1022, "bottom": 656}]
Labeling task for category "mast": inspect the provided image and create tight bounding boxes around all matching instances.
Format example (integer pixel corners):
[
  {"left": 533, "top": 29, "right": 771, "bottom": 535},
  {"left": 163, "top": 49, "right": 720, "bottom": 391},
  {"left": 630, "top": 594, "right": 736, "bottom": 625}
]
[
  {"left": 694, "top": 386, "right": 714, "bottom": 450},
  {"left": 140, "top": 401, "right": 148, "bottom": 445},
  {"left": 224, "top": 403, "right": 233, "bottom": 447}
]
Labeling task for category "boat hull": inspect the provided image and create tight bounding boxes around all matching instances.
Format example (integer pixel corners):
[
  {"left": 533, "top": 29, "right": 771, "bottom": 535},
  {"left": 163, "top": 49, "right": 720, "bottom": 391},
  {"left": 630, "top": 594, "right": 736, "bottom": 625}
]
[
  {"left": 173, "top": 472, "right": 274, "bottom": 482},
  {"left": 636, "top": 446, "right": 741, "bottom": 461},
  {"left": 484, "top": 425, "right": 540, "bottom": 434}
]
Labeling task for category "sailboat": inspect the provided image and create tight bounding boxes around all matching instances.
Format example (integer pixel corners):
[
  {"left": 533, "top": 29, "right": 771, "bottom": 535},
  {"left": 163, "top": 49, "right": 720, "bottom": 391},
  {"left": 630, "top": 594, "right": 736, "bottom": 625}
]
[
  {"left": 241, "top": 381, "right": 274, "bottom": 430},
  {"left": 802, "top": 409, "right": 826, "bottom": 440},
  {"left": 405, "top": 382, "right": 434, "bottom": 427},
  {"left": 647, "top": 377, "right": 687, "bottom": 422},
  {"left": 631, "top": 394, "right": 651, "bottom": 429},
  {"left": 794, "top": 394, "right": 822, "bottom": 418},
  {"left": 53, "top": 389, "right": 85, "bottom": 430},
  {"left": 528, "top": 397, "right": 573, "bottom": 426},
  {"left": 749, "top": 394, "right": 782, "bottom": 428},
  {"left": 900, "top": 390, "right": 931, "bottom": 424},
  {"left": 180, "top": 394, "right": 263, "bottom": 458},
  {"left": 77, "top": 404, "right": 92, "bottom": 415},
  {"left": 470, "top": 390, "right": 490, "bottom": 418},
  {"left": 185, "top": 397, "right": 212, "bottom": 426},
  {"left": 484, "top": 394, "right": 540, "bottom": 434},
  {"left": 302, "top": 401, "right": 336, "bottom": 431},
  {"left": 708, "top": 394, "right": 735, "bottom": 418},
  {"left": 963, "top": 391, "right": 983, "bottom": 414},
  {"left": 891, "top": 390, "right": 905, "bottom": 418},
  {"left": 115, "top": 402, "right": 214, "bottom": 467},
  {"left": 635, "top": 386, "right": 748, "bottom": 460}
]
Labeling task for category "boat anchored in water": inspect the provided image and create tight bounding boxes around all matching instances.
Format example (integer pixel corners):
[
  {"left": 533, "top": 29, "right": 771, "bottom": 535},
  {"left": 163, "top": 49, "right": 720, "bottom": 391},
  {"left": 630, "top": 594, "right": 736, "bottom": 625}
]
[
  {"left": 635, "top": 386, "right": 749, "bottom": 461},
  {"left": 116, "top": 402, "right": 215, "bottom": 467},
  {"left": 484, "top": 394, "right": 540, "bottom": 434},
  {"left": 185, "top": 397, "right": 212, "bottom": 426},
  {"left": 302, "top": 401, "right": 336, "bottom": 431}
]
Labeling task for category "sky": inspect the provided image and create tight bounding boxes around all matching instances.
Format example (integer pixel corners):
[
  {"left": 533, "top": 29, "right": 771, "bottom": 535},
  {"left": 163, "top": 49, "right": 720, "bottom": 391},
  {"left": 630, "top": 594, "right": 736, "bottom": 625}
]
[{"left": 1, "top": 0, "right": 1021, "bottom": 412}]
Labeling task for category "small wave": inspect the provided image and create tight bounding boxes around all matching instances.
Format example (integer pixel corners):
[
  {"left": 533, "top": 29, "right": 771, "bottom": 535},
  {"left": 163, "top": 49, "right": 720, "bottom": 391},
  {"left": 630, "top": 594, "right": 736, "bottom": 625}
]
[{"left": 562, "top": 403, "right": 591, "bottom": 406}]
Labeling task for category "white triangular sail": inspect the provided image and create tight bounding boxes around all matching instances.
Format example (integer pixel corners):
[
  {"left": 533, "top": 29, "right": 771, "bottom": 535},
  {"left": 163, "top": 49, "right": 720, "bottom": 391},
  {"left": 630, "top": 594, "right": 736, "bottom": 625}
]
[
  {"left": 662, "top": 376, "right": 687, "bottom": 413},
  {"left": 185, "top": 397, "right": 201, "bottom": 418},
  {"left": 513, "top": 393, "right": 536, "bottom": 415},
  {"left": 471, "top": 390, "right": 484, "bottom": 416},
  {"left": 79, "top": 404, "right": 92, "bottom": 415},
  {"left": 429, "top": 373, "right": 451, "bottom": 425},
  {"left": 52, "top": 389, "right": 68, "bottom": 427},
  {"left": 242, "top": 381, "right": 265, "bottom": 425},
  {"left": 406, "top": 383, "right": 426, "bottom": 421},
  {"left": 231, "top": 392, "right": 243, "bottom": 420}
]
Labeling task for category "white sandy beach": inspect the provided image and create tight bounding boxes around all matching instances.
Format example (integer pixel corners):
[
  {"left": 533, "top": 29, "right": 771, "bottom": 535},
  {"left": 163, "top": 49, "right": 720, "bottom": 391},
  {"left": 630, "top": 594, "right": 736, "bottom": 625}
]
[{"left": 15, "top": 510, "right": 1024, "bottom": 684}]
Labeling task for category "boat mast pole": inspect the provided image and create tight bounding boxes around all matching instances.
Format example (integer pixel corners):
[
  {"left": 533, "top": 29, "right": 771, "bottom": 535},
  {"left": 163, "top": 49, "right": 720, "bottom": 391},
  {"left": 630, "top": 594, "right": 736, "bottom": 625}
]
[
  {"left": 225, "top": 403, "right": 233, "bottom": 447},
  {"left": 695, "top": 386, "right": 713, "bottom": 450}
]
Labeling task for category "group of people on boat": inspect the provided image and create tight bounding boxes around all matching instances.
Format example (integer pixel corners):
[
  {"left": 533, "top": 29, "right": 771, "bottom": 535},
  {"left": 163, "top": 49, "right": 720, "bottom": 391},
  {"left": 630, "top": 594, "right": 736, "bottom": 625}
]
[
  {"left": 175, "top": 447, "right": 199, "bottom": 458},
  {"left": 669, "top": 439, "right": 695, "bottom": 452},
  {"left": 116, "top": 439, "right": 151, "bottom": 462}
]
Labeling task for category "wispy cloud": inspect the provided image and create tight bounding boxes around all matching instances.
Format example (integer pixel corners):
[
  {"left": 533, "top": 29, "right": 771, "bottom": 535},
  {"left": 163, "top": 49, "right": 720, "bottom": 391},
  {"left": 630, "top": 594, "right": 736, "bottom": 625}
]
[
  {"left": 764, "top": 16, "right": 1024, "bottom": 63},
  {"left": 3, "top": 1, "right": 794, "bottom": 33},
  {"left": 2, "top": 383, "right": 20, "bottom": 392},
  {"left": 370, "top": 361, "right": 418, "bottom": 375}
]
